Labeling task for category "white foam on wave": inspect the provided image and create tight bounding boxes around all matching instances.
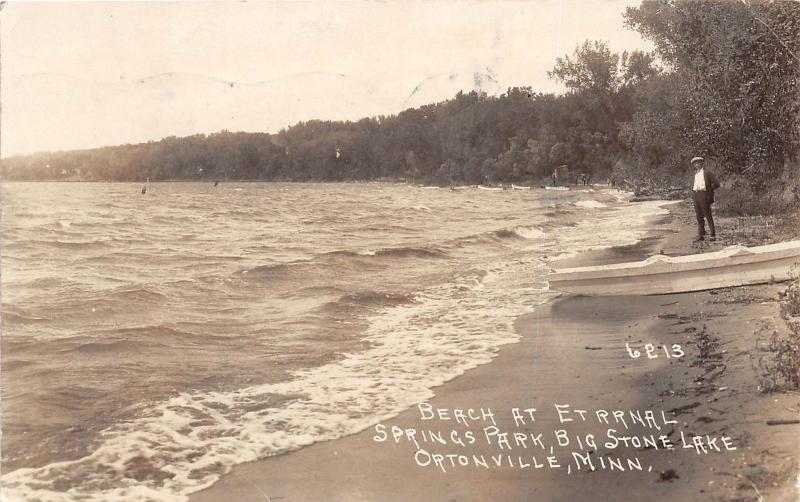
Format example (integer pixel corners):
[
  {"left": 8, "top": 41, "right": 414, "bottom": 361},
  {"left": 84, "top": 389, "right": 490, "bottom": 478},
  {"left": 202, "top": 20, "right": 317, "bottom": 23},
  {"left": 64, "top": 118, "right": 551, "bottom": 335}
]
[
  {"left": 514, "top": 226, "right": 546, "bottom": 240},
  {"left": 574, "top": 200, "right": 606, "bottom": 209},
  {"left": 1, "top": 194, "right": 671, "bottom": 502},
  {"left": 2, "top": 258, "right": 552, "bottom": 501},
  {"left": 545, "top": 199, "right": 671, "bottom": 262}
]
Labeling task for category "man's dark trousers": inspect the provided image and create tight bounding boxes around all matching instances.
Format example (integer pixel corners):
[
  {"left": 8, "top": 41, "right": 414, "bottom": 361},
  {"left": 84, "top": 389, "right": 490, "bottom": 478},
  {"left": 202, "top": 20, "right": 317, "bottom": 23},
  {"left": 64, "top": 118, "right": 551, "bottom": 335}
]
[{"left": 692, "top": 190, "right": 715, "bottom": 238}]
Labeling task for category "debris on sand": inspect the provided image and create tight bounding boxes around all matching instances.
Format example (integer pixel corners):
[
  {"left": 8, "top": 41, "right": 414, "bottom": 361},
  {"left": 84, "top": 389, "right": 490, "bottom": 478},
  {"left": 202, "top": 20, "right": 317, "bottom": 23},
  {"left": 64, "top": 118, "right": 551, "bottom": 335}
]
[{"left": 658, "top": 469, "right": 680, "bottom": 482}]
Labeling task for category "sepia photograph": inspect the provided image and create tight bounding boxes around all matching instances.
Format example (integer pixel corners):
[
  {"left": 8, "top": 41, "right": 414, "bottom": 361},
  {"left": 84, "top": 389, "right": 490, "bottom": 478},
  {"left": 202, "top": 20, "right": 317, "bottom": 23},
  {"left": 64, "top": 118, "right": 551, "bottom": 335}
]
[{"left": 1, "top": 1, "right": 799, "bottom": 501}]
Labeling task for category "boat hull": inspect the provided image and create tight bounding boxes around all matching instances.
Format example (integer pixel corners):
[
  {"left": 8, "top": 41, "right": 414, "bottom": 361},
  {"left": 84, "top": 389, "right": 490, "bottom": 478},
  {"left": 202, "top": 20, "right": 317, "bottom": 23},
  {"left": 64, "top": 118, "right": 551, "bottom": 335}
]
[{"left": 549, "top": 241, "right": 800, "bottom": 296}]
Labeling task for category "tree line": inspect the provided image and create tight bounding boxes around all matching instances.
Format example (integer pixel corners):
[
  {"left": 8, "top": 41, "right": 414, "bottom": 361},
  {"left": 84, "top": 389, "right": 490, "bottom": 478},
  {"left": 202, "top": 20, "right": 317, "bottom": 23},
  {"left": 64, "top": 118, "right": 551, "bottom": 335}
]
[{"left": 2, "top": 1, "right": 798, "bottom": 213}]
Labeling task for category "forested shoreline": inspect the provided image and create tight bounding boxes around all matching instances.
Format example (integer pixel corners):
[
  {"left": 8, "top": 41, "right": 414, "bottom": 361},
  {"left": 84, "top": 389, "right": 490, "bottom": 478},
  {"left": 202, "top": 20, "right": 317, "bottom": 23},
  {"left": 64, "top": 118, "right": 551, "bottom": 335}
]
[{"left": 3, "top": 1, "right": 798, "bottom": 214}]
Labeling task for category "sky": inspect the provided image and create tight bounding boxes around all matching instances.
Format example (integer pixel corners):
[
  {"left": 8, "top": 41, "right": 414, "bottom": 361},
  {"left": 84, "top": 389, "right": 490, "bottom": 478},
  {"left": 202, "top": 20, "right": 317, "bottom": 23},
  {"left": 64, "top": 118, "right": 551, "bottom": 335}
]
[{"left": 0, "top": 1, "right": 652, "bottom": 157}]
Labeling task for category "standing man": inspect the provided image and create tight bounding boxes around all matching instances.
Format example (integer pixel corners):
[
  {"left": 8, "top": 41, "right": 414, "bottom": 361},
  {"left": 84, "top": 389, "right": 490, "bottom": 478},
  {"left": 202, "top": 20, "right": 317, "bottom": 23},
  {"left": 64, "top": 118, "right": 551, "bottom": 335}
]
[{"left": 691, "top": 156, "right": 721, "bottom": 242}]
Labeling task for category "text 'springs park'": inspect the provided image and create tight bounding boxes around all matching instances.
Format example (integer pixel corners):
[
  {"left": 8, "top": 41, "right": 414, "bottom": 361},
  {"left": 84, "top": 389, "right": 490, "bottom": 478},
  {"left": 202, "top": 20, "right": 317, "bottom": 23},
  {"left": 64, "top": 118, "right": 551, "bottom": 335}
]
[{"left": 374, "top": 402, "right": 737, "bottom": 475}]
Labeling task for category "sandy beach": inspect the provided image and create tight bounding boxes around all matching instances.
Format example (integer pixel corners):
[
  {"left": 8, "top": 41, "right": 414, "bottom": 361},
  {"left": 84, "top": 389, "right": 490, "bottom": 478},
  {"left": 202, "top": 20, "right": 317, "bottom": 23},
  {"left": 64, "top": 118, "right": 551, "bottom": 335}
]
[
  {"left": 191, "top": 202, "right": 800, "bottom": 502},
  {"left": 3, "top": 3, "right": 798, "bottom": 500}
]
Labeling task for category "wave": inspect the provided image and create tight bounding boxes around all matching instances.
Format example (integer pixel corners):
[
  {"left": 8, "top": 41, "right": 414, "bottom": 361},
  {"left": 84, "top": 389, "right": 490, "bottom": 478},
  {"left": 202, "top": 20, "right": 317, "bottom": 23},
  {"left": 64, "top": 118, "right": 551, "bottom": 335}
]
[
  {"left": 243, "top": 261, "right": 313, "bottom": 280},
  {"left": 42, "top": 286, "right": 171, "bottom": 319},
  {"left": 208, "top": 210, "right": 256, "bottom": 218},
  {"left": 442, "top": 226, "right": 546, "bottom": 253},
  {"left": 319, "top": 246, "right": 447, "bottom": 260},
  {"left": 493, "top": 228, "right": 520, "bottom": 239},
  {"left": 105, "top": 286, "right": 168, "bottom": 303},
  {"left": 372, "top": 246, "right": 446, "bottom": 259},
  {"left": 3, "top": 359, "right": 35, "bottom": 371},
  {"left": 56, "top": 326, "right": 227, "bottom": 354},
  {"left": 240, "top": 246, "right": 447, "bottom": 281},
  {"left": 514, "top": 226, "right": 546, "bottom": 239},
  {"left": 89, "top": 251, "right": 154, "bottom": 263},
  {"left": 13, "top": 277, "right": 79, "bottom": 290},
  {"left": 94, "top": 202, "right": 123, "bottom": 209},
  {"left": 286, "top": 285, "right": 346, "bottom": 297},
  {"left": 0, "top": 186, "right": 673, "bottom": 501},
  {"left": 1, "top": 309, "right": 51, "bottom": 325},
  {"left": 317, "top": 291, "right": 416, "bottom": 315},
  {"left": 69, "top": 339, "right": 166, "bottom": 354},
  {"left": 574, "top": 200, "right": 607, "bottom": 209},
  {"left": 1, "top": 257, "right": 552, "bottom": 502},
  {"left": 360, "top": 223, "right": 416, "bottom": 233},
  {"left": 148, "top": 215, "right": 199, "bottom": 225},
  {"left": 4, "top": 238, "right": 112, "bottom": 251},
  {"left": 86, "top": 211, "right": 116, "bottom": 219},
  {"left": 341, "top": 291, "right": 415, "bottom": 306},
  {"left": 491, "top": 227, "right": 545, "bottom": 240}
]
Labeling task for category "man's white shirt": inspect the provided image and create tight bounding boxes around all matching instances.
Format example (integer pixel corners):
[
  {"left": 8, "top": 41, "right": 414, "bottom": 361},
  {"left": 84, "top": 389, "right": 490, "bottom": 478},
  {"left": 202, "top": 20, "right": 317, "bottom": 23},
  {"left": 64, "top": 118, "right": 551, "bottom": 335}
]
[{"left": 693, "top": 169, "right": 706, "bottom": 191}]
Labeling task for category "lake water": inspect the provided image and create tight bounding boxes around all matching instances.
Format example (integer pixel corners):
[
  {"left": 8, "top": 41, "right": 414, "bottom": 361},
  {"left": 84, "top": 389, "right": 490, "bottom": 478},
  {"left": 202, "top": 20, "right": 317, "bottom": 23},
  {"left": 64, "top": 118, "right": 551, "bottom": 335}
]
[{"left": 0, "top": 182, "right": 667, "bottom": 501}]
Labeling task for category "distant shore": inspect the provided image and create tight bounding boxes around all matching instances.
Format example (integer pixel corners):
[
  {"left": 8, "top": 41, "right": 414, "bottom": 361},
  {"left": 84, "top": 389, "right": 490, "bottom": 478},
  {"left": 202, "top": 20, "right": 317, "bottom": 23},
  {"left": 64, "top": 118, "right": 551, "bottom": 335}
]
[{"left": 191, "top": 201, "right": 800, "bottom": 501}]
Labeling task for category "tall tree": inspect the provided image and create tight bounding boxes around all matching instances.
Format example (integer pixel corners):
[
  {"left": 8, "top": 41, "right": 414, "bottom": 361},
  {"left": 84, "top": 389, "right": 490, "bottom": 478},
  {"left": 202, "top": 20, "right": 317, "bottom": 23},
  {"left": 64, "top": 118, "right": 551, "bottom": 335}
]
[{"left": 625, "top": 0, "right": 800, "bottom": 184}]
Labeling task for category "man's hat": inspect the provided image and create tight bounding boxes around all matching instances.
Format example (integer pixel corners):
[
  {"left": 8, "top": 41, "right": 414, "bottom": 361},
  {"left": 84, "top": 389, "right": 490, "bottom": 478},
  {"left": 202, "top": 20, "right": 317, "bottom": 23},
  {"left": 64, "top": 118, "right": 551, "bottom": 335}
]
[{"left": 690, "top": 156, "right": 705, "bottom": 164}]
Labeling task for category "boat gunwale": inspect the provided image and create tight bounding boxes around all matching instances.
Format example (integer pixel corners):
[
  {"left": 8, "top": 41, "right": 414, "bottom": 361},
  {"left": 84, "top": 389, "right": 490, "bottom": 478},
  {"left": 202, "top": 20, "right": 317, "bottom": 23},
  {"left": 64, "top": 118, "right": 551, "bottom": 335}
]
[{"left": 550, "top": 240, "right": 800, "bottom": 280}]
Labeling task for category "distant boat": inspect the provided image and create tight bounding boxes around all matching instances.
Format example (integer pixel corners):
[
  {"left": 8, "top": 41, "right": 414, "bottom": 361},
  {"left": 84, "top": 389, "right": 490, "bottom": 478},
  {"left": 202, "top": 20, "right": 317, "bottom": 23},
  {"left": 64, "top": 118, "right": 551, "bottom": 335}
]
[
  {"left": 449, "top": 186, "right": 470, "bottom": 191},
  {"left": 511, "top": 184, "right": 531, "bottom": 190},
  {"left": 545, "top": 186, "right": 569, "bottom": 191},
  {"left": 421, "top": 186, "right": 440, "bottom": 189},
  {"left": 548, "top": 240, "right": 800, "bottom": 296},
  {"left": 478, "top": 185, "right": 503, "bottom": 191}
]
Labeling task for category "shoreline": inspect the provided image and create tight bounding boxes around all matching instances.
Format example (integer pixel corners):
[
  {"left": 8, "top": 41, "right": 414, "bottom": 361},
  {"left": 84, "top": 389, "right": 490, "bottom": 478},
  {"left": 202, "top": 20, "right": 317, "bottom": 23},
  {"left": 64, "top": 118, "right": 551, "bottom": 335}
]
[
  {"left": 0, "top": 185, "right": 664, "bottom": 496},
  {"left": 190, "top": 200, "right": 800, "bottom": 501},
  {"left": 189, "top": 212, "right": 671, "bottom": 502}
]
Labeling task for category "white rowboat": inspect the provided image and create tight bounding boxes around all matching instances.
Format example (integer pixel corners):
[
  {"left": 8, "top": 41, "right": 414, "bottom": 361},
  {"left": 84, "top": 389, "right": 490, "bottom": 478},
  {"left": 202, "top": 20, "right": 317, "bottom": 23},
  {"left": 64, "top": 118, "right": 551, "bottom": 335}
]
[{"left": 548, "top": 240, "right": 800, "bottom": 296}]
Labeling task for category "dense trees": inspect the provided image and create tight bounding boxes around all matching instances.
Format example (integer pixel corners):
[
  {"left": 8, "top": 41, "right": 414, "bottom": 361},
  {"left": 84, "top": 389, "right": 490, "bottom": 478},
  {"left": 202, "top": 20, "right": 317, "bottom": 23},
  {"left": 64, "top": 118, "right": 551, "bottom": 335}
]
[
  {"left": 3, "top": 1, "right": 798, "bottom": 213},
  {"left": 621, "top": 0, "right": 800, "bottom": 210},
  {"left": 0, "top": 40, "right": 655, "bottom": 186},
  {"left": 1, "top": 90, "right": 574, "bottom": 185}
]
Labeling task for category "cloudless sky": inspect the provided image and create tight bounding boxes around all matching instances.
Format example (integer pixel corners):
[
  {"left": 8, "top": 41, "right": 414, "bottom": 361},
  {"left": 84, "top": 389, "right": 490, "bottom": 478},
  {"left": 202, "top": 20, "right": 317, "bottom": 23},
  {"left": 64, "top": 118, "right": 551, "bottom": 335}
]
[{"left": 0, "top": 1, "right": 651, "bottom": 157}]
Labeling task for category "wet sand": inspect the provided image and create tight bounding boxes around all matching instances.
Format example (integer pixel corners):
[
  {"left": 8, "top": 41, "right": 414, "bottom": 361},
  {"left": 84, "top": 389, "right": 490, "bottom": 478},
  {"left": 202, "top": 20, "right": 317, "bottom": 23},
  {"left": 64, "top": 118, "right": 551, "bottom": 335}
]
[{"left": 192, "top": 205, "right": 800, "bottom": 502}]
